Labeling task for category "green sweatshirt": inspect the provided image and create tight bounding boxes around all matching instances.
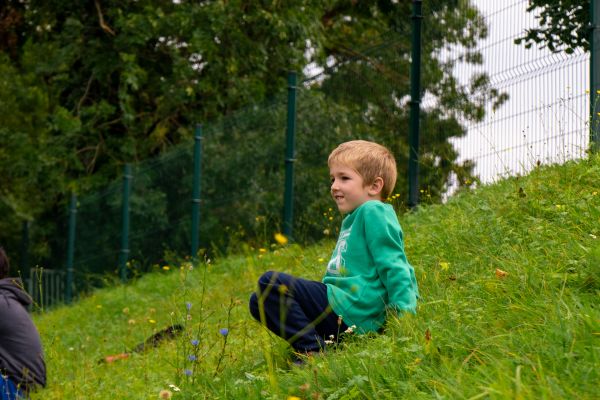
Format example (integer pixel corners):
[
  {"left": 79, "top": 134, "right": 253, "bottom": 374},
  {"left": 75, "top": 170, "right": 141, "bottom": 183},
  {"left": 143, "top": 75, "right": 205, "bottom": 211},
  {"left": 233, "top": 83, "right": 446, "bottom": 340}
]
[{"left": 322, "top": 200, "right": 419, "bottom": 333}]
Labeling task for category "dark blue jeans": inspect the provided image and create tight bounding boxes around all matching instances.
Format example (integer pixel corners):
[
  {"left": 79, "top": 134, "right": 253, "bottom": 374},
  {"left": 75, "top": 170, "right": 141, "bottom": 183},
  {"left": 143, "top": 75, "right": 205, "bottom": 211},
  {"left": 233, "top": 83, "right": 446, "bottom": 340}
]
[
  {"left": 0, "top": 375, "right": 24, "bottom": 400},
  {"left": 249, "top": 271, "right": 348, "bottom": 352}
]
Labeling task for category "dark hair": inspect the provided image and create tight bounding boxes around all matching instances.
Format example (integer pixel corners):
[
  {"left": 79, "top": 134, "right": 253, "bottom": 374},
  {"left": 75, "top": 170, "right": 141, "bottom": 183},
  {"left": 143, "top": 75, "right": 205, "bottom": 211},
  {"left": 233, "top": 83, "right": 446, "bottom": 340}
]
[{"left": 0, "top": 246, "right": 9, "bottom": 279}]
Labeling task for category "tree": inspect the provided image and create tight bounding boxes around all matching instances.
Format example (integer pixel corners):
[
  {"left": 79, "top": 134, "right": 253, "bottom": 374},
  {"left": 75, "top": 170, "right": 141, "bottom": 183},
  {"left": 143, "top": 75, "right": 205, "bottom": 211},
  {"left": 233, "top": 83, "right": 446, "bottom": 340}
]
[
  {"left": 514, "top": 0, "right": 590, "bottom": 53},
  {"left": 0, "top": 0, "right": 505, "bottom": 273}
]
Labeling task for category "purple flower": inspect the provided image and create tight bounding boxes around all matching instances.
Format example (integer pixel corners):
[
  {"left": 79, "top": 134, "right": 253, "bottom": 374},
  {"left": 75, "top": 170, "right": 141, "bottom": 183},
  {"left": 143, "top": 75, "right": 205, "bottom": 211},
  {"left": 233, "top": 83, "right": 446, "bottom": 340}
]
[
  {"left": 191, "top": 339, "right": 199, "bottom": 346},
  {"left": 219, "top": 328, "right": 229, "bottom": 337},
  {"left": 186, "top": 302, "right": 192, "bottom": 311},
  {"left": 188, "top": 355, "right": 197, "bottom": 362},
  {"left": 184, "top": 369, "right": 193, "bottom": 376}
]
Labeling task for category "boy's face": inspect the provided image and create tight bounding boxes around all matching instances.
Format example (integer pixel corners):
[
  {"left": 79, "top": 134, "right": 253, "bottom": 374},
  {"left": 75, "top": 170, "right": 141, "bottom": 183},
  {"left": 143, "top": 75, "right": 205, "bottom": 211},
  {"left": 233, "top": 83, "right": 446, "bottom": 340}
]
[{"left": 330, "top": 163, "right": 380, "bottom": 214}]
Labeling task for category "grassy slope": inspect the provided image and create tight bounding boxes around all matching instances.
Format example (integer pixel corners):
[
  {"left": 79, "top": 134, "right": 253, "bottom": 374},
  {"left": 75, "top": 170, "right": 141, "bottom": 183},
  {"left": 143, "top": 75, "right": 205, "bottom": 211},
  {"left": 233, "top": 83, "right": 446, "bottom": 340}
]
[{"left": 31, "top": 155, "right": 600, "bottom": 400}]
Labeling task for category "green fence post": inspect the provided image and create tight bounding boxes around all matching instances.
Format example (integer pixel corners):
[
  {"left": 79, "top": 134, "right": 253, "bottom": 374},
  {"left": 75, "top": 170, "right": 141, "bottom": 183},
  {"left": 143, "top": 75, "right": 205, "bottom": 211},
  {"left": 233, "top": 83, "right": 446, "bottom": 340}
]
[
  {"left": 408, "top": 0, "right": 423, "bottom": 209},
  {"left": 591, "top": 0, "right": 600, "bottom": 153},
  {"left": 283, "top": 71, "right": 297, "bottom": 238},
  {"left": 65, "top": 193, "right": 77, "bottom": 303},
  {"left": 118, "top": 164, "right": 132, "bottom": 283},
  {"left": 191, "top": 124, "right": 203, "bottom": 260}
]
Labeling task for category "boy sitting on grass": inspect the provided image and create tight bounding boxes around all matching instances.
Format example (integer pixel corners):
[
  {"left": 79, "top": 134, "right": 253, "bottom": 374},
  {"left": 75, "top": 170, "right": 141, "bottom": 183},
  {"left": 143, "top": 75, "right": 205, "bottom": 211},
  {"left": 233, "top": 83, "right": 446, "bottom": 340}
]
[{"left": 249, "top": 140, "right": 419, "bottom": 360}]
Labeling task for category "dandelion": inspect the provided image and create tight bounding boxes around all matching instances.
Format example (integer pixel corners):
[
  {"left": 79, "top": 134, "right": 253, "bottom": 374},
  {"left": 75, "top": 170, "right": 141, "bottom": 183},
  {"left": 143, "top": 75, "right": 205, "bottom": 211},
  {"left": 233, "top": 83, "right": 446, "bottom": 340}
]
[
  {"left": 287, "top": 397, "right": 301, "bottom": 400},
  {"left": 274, "top": 233, "right": 288, "bottom": 245},
  {"left": 149, "top": 319, "right": 156, "bottom": 324},
  {"left": 188, "top": 355, "right": 197, "bottom": 362},
  {"left": 162, "top": 266, "right": 170, "bottom": 271},
  {"left": 219, "top": 328, "right": 229, "bottom": 337},
  {"left": 158, "top": 389, "right": 172, "bottom": 399},
  {"left": 191, "top": 339, "right": 199, "bottom": 346},
  {"left": 184, "top": 369, "right": 193, "bottom": 376},
  {"left": 439, "top": 261, "right": 450, "bottom": 271},
  {"left": 596, "top": 89, "right": 600, "bottom": 94},
  {"left": 318, "top": 257, "right": 325, "bottom": 262},
  {"left": 259, "top": 248, "right": 267, "bottom": 253}
]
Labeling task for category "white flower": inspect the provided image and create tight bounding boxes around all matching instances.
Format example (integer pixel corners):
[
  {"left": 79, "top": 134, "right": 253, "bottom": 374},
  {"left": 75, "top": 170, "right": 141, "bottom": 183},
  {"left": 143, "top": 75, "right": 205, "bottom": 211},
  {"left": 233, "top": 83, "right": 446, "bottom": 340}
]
[{"left": 168, "top": 384, "right": 181, "bottom": 392}]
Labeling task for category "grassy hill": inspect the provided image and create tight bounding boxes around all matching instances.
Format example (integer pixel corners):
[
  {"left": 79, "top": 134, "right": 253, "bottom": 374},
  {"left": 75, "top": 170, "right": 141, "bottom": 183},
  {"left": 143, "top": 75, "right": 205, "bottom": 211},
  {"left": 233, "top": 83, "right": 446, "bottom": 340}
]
[{"left": 31, "top": 155, "right": 600, "bottom": 399}]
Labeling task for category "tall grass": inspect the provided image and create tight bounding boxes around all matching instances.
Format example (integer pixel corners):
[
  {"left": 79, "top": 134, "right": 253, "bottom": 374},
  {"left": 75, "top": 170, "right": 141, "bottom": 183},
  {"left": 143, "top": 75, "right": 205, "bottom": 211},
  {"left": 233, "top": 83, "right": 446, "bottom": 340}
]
[{"left": 31, "top": 155, "right": 600, "bottom": 399}]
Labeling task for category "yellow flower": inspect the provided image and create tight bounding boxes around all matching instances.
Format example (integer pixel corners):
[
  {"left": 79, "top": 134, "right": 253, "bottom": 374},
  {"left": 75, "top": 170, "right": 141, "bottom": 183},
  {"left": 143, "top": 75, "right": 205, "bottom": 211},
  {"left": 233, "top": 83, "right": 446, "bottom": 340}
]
[
  {"left": 439, "top": 261, "right": 450, "bottom": 271},
  {"left": 259, "top": 248, "right": 267, "bottom": 253},
  {"left": 149, "top": 319, "right": 156, "bottom": 324},
  {"left": 318, "top": 258, "right": 325, "bottom": 262},
  {"left": 287, "top": 397, "right": 301, "bottom": 400},
  {"left": 162, "top": 266, "right": 170, "bottom": 271},
  {"left": 596, "top": 89, "right": 600, "bottom": 94},
  {"left": 96, "top": 305, "right": 102, "bottom": 309},
  {"left": 274, "top": 233, "right": 288, "bottom": 245}
]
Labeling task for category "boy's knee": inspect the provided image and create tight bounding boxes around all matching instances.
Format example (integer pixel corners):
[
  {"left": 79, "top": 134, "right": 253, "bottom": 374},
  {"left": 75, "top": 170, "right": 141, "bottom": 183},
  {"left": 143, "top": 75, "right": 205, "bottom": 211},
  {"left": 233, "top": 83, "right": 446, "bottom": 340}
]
[{"left": 258, "top": 270, "right": 276, "bottom": 286}]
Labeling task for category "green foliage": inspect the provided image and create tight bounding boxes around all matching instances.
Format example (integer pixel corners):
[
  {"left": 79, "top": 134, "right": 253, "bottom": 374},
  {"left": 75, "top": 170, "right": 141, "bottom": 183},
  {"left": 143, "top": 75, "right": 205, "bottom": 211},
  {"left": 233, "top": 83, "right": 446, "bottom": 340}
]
[
  {"left": 31, "top": 155, "right": 600, "bottom": 399},
  {"left": 514, "top": 0, "right": 590, "bottom": 54},
  {"left": 1, "top": 1, "right": 507, "bottom": 276}
]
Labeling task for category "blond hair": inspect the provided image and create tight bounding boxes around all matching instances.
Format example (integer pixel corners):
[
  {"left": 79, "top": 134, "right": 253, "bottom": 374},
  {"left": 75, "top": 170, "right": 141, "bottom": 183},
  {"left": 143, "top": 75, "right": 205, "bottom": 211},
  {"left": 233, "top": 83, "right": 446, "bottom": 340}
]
[{"left": 328, "top": 140, "right": 397, "bottom": 200}]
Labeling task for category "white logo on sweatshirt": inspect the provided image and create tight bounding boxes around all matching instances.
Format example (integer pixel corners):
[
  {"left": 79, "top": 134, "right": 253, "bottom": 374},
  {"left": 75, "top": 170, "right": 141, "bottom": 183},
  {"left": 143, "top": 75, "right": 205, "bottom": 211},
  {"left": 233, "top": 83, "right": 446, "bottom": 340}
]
[{"left": 327, "top": 228, "right": 351, "bottom": 275}]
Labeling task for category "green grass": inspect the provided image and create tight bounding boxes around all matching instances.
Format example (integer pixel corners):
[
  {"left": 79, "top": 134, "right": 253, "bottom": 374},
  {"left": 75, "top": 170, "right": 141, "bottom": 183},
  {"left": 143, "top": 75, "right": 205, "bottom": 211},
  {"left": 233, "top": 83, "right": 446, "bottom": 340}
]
[{"left": 32, "top": 155, "right": 600, "bottom": 399}]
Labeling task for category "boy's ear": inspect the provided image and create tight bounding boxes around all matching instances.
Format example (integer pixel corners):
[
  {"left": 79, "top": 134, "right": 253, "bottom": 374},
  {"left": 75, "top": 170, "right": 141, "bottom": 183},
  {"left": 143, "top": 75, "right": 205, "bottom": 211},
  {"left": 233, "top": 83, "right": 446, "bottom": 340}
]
[{"left": 368, "top": 177, "right": 384, "bottom": 196}]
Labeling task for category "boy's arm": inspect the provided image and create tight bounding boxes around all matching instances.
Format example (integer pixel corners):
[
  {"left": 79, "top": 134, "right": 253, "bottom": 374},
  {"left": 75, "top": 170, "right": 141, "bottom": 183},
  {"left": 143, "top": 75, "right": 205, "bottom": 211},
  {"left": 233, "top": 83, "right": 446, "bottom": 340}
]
[{"left": 364, "top": 206, "right": 418, "bottom": 314}]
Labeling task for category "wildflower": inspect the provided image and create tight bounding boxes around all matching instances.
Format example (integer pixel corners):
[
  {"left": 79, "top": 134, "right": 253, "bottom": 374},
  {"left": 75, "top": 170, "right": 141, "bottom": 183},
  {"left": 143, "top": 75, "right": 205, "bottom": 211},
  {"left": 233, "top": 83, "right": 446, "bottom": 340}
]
[
  {"left": 162, "top": 266, "right": 170, "bottom": 271},
  {"left": 287, "top": 397, "right": 301, "bottom": 400},
  {"left": 184, "top": 369, "right": 193, "bottom": 376},
  {"left": 590, "top": 234, "right": 597, "bottom": 239},
  {"left": 168, "top": 384, "right": 181, "bottom": 392},
  {"left": 128, "top": 319, "right": 136, "bottom": 325},
  {"left": 188, "top": 355, "right": 197, "bottom": 362},
  {"left": 191, "top": 339, "right": 199, "bottom": 346},
  {"left": 324, "top": 340, "right": 334, "bottom": 344},
  {"left": 344, "top": 325, "right": 356, "bottom": 334},
  {"left": 158, "top": 389, "right": 172, "bottom": 399},
  {"left": 328, "top": 216, "right": 333, "bottom": 221},
  {"left": 186, "top": 314, "right": 192, "bottom": 321},
  {"left": 219, "top": 328, "right": 229, "bottom": 337},
  {"left": 323, "top": 229, "right": 330, "bottom": 235},
  {"left": 329, "top": 335, "right": 334, "bottom": 339},
  {"left": 122, "top": 307, "right": 129, "bottom": 314},
  {"left": 439, "top": 261, "right": 450, "bottom": 271},
  {"left": 274, "top": 233, "right": 288, "bottom": 245},
  {"left": 96, "top": 305, "right": 102, "bottom": 309},
  {"left": 149, "top": 319, "right": 156, "bottom": 324},
  {"left": 278, "top": 284, "right": 288, "bottom": 295},
  {"left": 597, "top": 89, "right": 600, "bottom": 94},
  {"left": 186, "top": 302, "right": 192, "bottom": 312},
  {"left": 259, "top": 248, "right": 267, "bottom": 253}
]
